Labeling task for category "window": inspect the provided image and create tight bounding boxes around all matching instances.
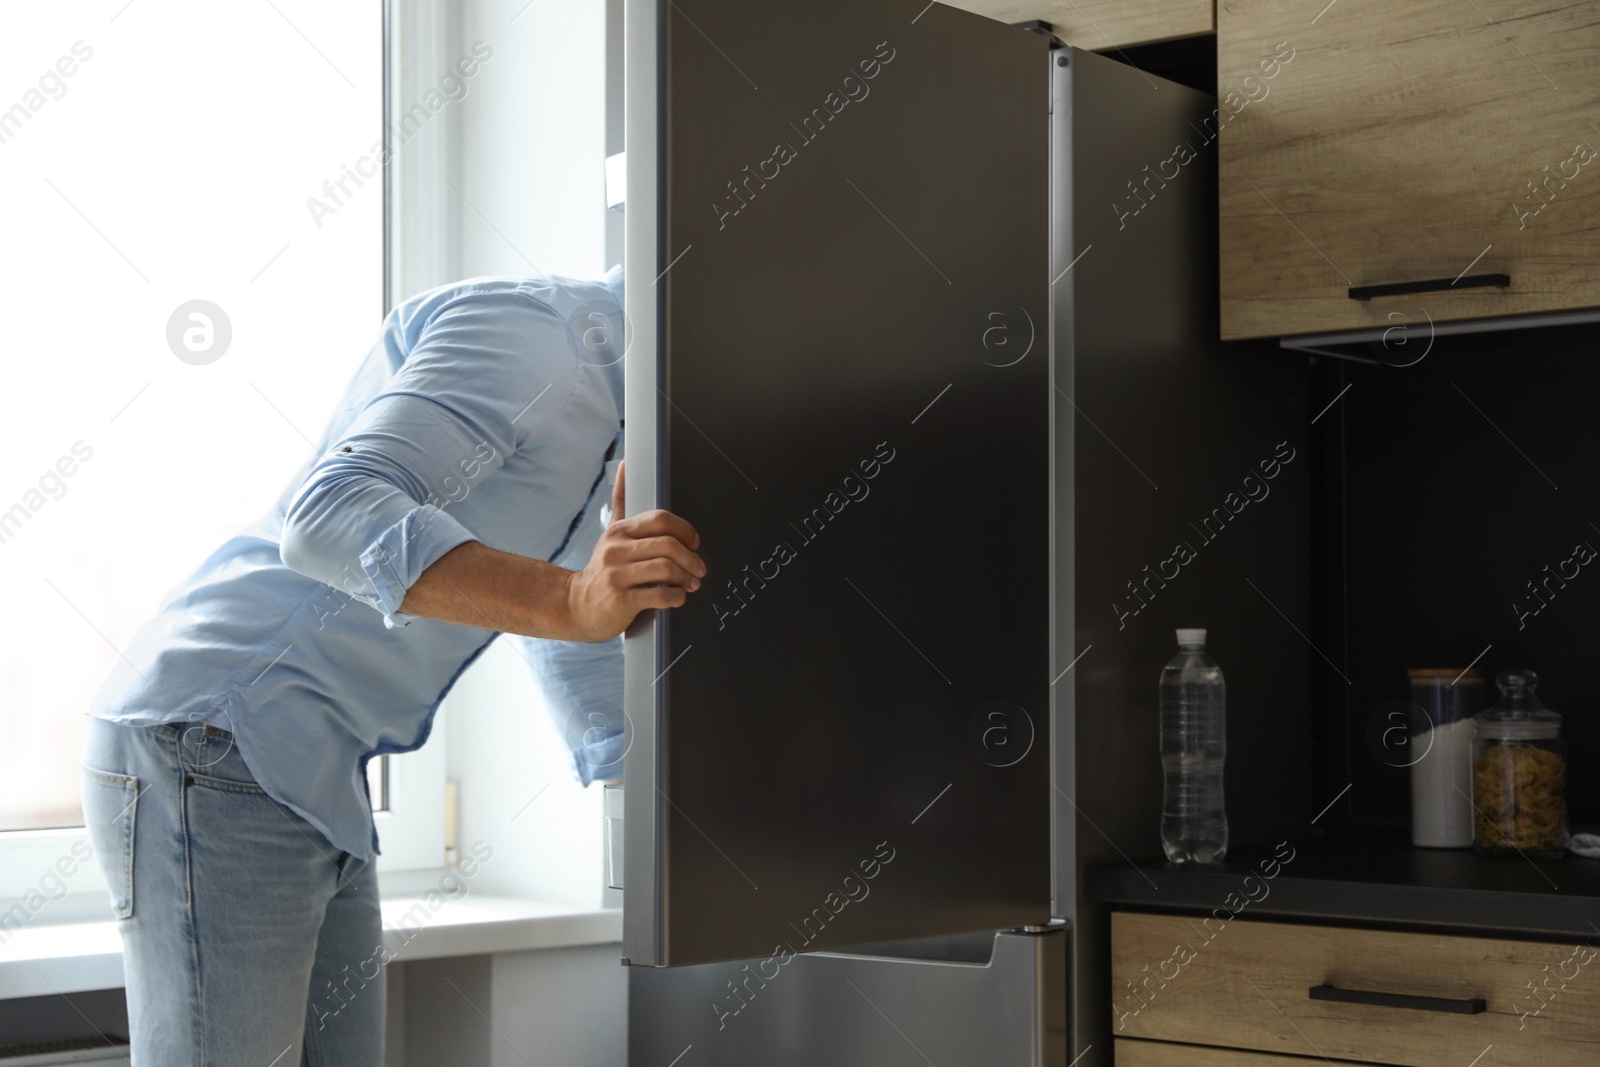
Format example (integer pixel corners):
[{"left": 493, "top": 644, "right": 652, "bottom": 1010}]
[{"left": 0, "top": 3, "right": 442, "bottom": 904}]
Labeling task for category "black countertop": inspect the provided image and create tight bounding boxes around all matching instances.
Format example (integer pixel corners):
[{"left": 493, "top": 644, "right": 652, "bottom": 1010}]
[{"left": 1084, "top": 834, "right": 1600, "bottom": 941}]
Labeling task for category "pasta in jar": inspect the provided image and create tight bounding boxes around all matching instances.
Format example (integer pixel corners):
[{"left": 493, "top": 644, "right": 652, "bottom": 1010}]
[
  {"left": 1472, "top": 742, "right": 1566, "bottom": 854},
  {"left": 1471, "top": 670, "right": 1567, "bottom": 859}
]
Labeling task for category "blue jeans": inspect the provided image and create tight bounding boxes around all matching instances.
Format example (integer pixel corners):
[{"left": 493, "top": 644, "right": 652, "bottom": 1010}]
[{"left": 81, "top": 717, "right": 383, "bottom": 1066}]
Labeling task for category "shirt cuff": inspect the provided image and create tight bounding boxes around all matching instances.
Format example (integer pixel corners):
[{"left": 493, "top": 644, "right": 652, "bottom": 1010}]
[
  {"left": 357, "top": 504, "right": 477, "bottom": 627},
  {"left": 572, "top": 728, "right": 625, "bottom": 785}
]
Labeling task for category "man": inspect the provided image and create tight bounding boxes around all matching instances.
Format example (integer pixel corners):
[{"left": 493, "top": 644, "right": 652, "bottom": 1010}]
[{"left": 81, "top": 264, "right": 703, "bottom": 1065}]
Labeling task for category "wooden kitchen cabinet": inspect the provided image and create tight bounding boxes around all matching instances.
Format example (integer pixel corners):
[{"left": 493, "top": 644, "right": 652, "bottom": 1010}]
[
  {"left": 1116, "top": 1040, "right": 1346, "bottom": 1066},
  {"left": 1111, "top": 912, "right": 1600, "bottom": 1065},
  {"left": 1218, "top": 1, "right": 1600, "bottom": 339},
  {"left": 946, "top": 0, "right": 1213, "bottom": 49}
]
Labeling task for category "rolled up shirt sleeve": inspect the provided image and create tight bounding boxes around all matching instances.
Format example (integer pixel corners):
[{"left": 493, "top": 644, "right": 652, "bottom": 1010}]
[
  {"left": 356, "top": 505, "right": 475, "bottom": 620},
  {"left": 280, "top": 289, "right": 578, "bottom": 625}
]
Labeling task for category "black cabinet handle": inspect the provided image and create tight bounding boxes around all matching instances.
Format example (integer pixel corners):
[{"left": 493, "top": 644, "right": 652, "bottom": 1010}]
[
  {"left": 1349, "top": 274, "right": 1510, "bottom": 300},
  {"left": 1309, "top": 983, "right": 1486, "bottom": 1015}
]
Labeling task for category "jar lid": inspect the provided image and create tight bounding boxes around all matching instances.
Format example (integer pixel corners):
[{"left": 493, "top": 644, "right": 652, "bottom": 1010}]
[
  {"left": 1408, "top": 669, "right": 1485, "bottom": 682},
  {"left": 1475, "top": 668, "right": 1561, "bottom": 737}
]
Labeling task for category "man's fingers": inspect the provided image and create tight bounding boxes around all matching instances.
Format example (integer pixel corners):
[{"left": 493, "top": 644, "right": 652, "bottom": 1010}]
[
  {"left": 625, "top": 535, "right": 706, "bottom": 578},
  {"left": 620, "top": 558, "right": 701, "bottom": 591},
  {"left": 610, "top": 459, "right": 626, "bottom": 523},
  {"left": 618, "top": 507, "right": 700, "bottom": 551},
  {"left": 629, "top": 584, "right": 688, "bottom": 611}
]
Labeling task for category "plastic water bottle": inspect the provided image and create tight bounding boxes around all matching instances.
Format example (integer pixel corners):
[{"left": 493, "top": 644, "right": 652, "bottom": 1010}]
[{"left": 1160, "top": 628, "right": 1228, "bottom": 863}]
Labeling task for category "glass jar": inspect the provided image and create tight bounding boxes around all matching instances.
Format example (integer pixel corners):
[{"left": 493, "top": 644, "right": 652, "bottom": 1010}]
[{"left": 1472, "top": 670, "right": 1568, "bottom": 858}]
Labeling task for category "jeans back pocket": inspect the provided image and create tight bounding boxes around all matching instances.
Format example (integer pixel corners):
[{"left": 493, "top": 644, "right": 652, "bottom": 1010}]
[{"left": 81, "top": 766, "right": 139, "bottom": 920}]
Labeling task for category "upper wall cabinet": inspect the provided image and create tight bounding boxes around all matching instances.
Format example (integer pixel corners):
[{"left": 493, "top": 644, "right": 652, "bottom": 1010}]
[
  {"left": 948, "top": 0, "right": 1213, "bottom": 49},
  {"left": 1219, "top": 1, "right": 1600, "bottom": 340}
]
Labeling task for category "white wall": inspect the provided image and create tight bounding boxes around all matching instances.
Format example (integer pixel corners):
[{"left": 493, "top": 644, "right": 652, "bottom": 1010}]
[{"left": 456, "top": 0, "right": 611, "bottom": 281}]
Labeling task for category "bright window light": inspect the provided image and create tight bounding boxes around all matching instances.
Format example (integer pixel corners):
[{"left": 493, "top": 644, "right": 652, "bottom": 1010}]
[{"left": 0, "top": 2, "right": 382, "bottom": 832}]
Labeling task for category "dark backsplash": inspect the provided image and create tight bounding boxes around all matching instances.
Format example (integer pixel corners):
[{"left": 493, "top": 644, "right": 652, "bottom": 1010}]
[{"left": 1309, "top": 320, "right": 1600, "bottom": 833}]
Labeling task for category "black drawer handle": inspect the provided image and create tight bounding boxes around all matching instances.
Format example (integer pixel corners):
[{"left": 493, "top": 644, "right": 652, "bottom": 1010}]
[
  {"left": 1309, "top": 983, "right": 1486, "bottom": 1015},
  {"left": 1349, "top": 274, "right": 1510, "bottom": 300}
]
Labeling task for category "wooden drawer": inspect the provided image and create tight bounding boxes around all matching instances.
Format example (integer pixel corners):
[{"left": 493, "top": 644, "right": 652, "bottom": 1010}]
[
  {"left": 1112, "top": 912, "right": 1600, "bottom": 1066},
  {"left": 1117, "top": 1038, "right": 1358, "bottom": 1066},
  {"left": 943, "top": 0, "right": 1212, "bottom": 50},
  {"left": 1218, "top": 1, "right": 1600, "bottom": 339}
]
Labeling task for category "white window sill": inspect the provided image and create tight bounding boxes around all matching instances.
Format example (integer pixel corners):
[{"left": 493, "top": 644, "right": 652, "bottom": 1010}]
[{"left": 0, "top": 897, "right": 622, "bottom": 1000}]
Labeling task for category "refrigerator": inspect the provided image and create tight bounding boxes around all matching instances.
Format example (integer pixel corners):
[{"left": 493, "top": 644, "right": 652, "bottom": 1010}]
[{"left": 617, "top": 2, "right": 1312, "bottom": 1064}]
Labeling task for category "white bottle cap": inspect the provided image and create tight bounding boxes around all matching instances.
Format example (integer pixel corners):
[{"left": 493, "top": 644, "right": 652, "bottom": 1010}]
[{"left": 1176, "top": 628, "right": 1206, "bottom": 644}]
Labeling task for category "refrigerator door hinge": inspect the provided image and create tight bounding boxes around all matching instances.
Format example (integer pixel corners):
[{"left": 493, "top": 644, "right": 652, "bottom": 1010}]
[{"left": 1012, "top": 19, "right": 1065, "bottom": 49}]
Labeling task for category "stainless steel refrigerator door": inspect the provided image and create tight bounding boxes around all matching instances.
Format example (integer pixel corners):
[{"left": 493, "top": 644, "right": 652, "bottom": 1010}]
[
  {"left": 629, "top": 930, "right": 1067, "bottom": 1066},
  {"left": 623, "top": 0, "right": 1053, "bottom": 967}
]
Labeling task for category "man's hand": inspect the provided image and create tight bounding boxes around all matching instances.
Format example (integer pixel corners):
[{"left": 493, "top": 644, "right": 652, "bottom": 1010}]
[
  {"left": 564, "top": 461, "right": 706, "bottom": 641},
  {"left": 398, "top": 460, "right": 705, "bottom": 641}
]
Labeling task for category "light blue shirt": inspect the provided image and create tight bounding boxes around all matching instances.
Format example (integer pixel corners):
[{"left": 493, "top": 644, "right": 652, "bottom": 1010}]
[{"left": 90, "top": 267, "right": 628, "bottom": 861}]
